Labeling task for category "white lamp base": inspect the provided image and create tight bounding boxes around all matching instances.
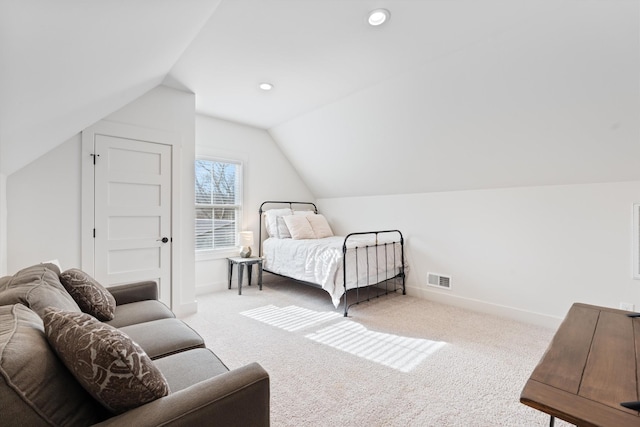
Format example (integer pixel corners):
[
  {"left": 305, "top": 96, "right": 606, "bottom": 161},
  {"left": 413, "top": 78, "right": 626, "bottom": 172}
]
[{"left": 240, "top": 246, "right": 252, "bottom": 258}]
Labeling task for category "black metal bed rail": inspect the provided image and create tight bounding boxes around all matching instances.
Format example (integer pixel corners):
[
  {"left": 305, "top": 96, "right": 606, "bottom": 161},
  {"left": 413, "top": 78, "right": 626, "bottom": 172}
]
[
  {"left": 342, "top": 230, "right": 405, "bottom": 317},
  {"left": 258, "top": 201, "right": 317, "bottom": 256}
]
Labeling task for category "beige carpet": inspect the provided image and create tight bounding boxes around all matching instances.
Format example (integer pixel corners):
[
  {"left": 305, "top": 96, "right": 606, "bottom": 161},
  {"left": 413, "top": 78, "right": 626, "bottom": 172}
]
[{"left": 181, "top": 275, "right": 571, "bottom": 426}]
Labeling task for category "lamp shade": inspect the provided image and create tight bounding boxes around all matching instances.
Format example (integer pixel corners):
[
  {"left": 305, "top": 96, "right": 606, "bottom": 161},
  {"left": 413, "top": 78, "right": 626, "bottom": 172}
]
[{"left": 239, "top": 231, "right": 254, "bottom": 247}]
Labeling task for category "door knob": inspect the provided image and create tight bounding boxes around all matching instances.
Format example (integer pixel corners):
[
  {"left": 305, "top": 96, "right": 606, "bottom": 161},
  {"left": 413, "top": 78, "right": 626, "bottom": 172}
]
[{"left": 158, "top": 237, "right": 169, "bottom": 243}]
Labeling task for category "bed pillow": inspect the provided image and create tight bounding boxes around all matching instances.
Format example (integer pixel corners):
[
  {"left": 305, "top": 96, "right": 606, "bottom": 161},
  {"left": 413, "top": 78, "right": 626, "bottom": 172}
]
[
  {"left": 283, "top": 215, "right": 316, "bottom": 239},
  {"left": 264, "top": 208, "right": 292, "bottom": 238},
  {"left": 276, "top": 216, "right": 292, "bottom": 239},
  {"left": 307, "top": 214, "right": 334, "bottom": 238},
  {"left": 293, "top": 210, "right": 315, "bottom": 216},
  {"left": 59, "top": 268, "right": 116, "bottom": 321},
  {"left": 42, "top": 307, "right": 170, "bottom": 414}
]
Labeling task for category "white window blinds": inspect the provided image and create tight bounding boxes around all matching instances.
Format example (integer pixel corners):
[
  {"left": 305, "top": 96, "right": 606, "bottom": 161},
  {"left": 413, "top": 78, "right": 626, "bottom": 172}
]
[{"left": 195, "top": 158, "right": 242, "bottom": 251}]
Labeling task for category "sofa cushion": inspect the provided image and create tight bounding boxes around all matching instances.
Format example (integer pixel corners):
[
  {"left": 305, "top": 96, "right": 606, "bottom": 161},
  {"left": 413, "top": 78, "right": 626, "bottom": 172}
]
[
  {"left": 0, "top": 304, "right": 105, "bottom": 426},
  {"left": 43, "top": 308, "right": 170, "bottom": 414},
  {"left": 40, "top": 261, "right": 61, "bottom": 276},
  {"left": 119, "top": 318, "right": 205, "bottom": 359},
  {"left": 153, "top": 348, "right": 229, "bottom": 392},
  {"left": 0, "top": 264, "right": 80, "bottom": 318},
  {"left": 60, "top": 268, "right": 116, "bottom": 321},
  {"left": 106, "top": 299, "right": 175, "bottom": 328}
]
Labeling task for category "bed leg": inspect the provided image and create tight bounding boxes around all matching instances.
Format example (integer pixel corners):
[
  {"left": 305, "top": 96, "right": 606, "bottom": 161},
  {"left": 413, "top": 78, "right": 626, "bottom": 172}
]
[{"left": 343, "top": 291, "right": 348, "bottom": 317}]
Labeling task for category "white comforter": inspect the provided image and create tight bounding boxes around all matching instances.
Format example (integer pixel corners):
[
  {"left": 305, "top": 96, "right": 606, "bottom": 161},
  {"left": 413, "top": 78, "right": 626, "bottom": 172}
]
[{"left": 263, "top": 234, "right": 402, "bottom": 308}]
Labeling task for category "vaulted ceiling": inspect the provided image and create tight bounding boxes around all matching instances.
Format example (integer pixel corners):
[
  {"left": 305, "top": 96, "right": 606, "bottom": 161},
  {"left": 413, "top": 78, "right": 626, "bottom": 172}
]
[{"left": 1, "top": 0, "right": 638, "bottom": 198}]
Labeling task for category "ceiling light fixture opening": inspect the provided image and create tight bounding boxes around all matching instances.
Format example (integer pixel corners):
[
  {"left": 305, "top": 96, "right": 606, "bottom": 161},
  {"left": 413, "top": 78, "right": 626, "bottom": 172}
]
[
  {"left": 368, "top": 8, "right": 390, "bottom": 26},
  {"left": 259, "top": 82, "right": 273, "bottom": 91}
]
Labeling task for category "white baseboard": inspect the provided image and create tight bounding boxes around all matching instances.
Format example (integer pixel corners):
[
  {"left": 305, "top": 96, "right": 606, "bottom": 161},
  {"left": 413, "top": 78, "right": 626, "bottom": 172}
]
[
  {"left": 407, "top": 285, "right": 563, "bottom": 329},
  {"left": 196, "top": 281, "right": 228, "bottom": 296},
  {"left": 173, "top": 300, "right": 198, "bottom": 318}
]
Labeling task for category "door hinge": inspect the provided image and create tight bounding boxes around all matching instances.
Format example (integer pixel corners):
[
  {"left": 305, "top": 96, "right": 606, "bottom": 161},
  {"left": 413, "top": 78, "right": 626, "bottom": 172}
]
[
  {"left": 93, "top": 228, "right": 96, "bottom": 238},
  {"left": 90, "top": 153, "right": 100, "bottom": 165}
]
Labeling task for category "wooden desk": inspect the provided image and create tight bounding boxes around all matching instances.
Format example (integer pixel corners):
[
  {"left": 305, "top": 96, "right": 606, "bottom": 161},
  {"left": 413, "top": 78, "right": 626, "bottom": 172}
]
[{"left": 520, "top": 303, "right": 640, "bottom": 427}]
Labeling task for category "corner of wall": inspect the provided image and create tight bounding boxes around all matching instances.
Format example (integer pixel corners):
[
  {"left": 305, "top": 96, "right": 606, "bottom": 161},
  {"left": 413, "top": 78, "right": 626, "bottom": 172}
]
[{"left": 174, "top": 301, "right": 198, "bottom": 318}]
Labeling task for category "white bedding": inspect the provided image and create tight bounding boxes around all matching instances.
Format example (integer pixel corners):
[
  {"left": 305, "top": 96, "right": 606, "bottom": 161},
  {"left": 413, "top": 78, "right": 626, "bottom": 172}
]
[{"left": 263, "top": 234, "right": 403, "bottom": 308}]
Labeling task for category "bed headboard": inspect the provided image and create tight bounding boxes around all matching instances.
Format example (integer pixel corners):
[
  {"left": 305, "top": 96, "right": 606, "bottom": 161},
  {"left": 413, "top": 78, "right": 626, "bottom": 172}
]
[{"left": 258, "top": 201, "right": 317, "bottom": 256}]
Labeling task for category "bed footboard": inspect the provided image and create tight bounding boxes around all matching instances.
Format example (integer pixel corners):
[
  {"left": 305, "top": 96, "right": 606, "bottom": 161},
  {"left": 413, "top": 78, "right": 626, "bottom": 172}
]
[
  {"left": 342, "top": 230, "right": 405, "bottom": 317},
  {"left": 259, "top": 201, "right": 406, "bottom": 316}
]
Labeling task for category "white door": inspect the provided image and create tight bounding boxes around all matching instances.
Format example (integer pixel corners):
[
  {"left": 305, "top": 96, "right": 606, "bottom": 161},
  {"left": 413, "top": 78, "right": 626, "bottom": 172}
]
[{"left": 92, "top": 135, "right": 172, "bottom": 305}]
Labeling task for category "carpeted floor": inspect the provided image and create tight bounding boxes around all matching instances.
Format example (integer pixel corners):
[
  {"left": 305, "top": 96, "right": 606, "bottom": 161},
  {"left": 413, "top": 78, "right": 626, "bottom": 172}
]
[{"left": 181, "top": 274, "right": 571, "bottom": 426}]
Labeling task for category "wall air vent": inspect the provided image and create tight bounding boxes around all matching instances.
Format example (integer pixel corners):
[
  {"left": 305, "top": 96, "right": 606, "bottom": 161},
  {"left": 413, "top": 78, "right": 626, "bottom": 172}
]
[{"left": 427, "top": 272, "right": 451, "bottom": 289}]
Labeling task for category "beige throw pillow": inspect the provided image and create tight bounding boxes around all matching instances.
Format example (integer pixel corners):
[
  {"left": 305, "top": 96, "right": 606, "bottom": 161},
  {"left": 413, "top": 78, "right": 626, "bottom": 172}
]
[
  {"left": 0, "top": 264, "right": 81, "bottom": 318},
  {"left": 43, "top": 308, "right": 170, "bottom": 414},
  {"left": 283, "top": 215, "right": 316, "bottom": 239},
  {"left": 60, "top": 268, "right": 116, "bottom": 321},
  {"left": 306, "top": 214, "right": 334, "bottom": 238}
]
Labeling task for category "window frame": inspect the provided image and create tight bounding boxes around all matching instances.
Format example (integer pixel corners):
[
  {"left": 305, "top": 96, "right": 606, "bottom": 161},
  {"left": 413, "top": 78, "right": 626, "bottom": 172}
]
[{"left": 195, "top": 155, "right": 244, "bottom": 259}]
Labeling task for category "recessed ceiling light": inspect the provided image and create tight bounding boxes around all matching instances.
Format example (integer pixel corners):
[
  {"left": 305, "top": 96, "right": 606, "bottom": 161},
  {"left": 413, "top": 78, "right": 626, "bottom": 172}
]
[
  {"left": 368, "top": 8, "right": 390, "bottom": 26},
  {"left": 259, "top": 82, "right": 273, "bottom": 91}
]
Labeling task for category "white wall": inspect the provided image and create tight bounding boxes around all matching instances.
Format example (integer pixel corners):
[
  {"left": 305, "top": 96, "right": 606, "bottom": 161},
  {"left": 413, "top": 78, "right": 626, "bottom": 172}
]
[
  {"left": 6, "top": 85, "right": 198, "bottom": 315},
  {"left": 319, "top": 181, "right": 640, "bottom": 328},
  {"left": 195, "top": 115, "right": 314, "bottom": 294},
  {"left": 7, "top": 134, "right": 82, "bottom": 270},
  {"left": 0, "top": 173, "right": 7, "bottom": 276}
]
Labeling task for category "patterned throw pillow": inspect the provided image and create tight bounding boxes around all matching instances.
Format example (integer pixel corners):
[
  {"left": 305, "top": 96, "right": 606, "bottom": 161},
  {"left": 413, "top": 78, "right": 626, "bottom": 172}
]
[
  {"left": 60, "top": 268, "right": 116, "bottom": 321},
  {"left": 0, "top": 304, "right": 106, "bottom": 426},
  {"left": 43, "top": 308, "right": 170, "bottom": 414}
]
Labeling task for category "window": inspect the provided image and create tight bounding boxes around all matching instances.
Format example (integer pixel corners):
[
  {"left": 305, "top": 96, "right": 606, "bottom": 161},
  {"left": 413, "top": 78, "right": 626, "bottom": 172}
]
[{"left": 195, "top": 158, "right": 242, "bottom": 251}]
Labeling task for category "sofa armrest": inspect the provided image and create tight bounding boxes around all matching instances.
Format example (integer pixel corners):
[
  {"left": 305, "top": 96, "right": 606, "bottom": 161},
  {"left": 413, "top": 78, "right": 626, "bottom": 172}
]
[
  {"left": 107, "top": 281, "right": 158, "bottom": 305},
  {"left": 92, "top": 362, "right": 270, "bottom": 427}
]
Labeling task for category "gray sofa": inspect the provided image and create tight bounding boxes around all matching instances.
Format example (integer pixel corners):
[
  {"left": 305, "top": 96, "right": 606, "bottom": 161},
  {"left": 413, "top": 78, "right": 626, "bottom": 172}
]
[{"left": 0, "top": 263, "right": 270, "bottom": 426}]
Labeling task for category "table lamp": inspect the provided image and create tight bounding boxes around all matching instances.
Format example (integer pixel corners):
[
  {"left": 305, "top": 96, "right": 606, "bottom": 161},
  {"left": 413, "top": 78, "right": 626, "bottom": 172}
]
[{"left": 239, "top": 231, "right": 254, "bottom": 258}]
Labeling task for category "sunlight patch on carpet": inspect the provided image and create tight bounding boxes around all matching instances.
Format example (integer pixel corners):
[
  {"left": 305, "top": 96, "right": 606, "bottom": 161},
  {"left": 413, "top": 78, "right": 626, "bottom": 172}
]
[
  {"left": 305, "top": 321, "right": 447, "bottom": 372},
  {"left": 240, "top": 305, "right": 342, "bottom": 331}
]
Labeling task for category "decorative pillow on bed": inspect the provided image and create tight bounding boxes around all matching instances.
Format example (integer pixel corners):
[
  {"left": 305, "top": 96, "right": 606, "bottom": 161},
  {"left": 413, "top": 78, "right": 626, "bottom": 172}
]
[
  {"left": 264, "top": 208, "right": 292, "bottom": 238},
  {"left": 283, "top": 215, "right": 316, "bottom": 239},
  {"left": 307, "top": 214, "right": 334, "bottom": 238},
  {"left": 276, "top": 216, "right": 292, "bottom": 239}
]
